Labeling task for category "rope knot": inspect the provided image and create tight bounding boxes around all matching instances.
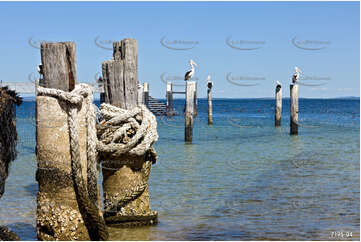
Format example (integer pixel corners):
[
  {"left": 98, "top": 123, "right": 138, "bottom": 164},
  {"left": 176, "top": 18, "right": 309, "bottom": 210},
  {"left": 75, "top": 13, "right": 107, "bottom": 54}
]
[
  {"left": 97, "top": 104, "right": 158, "bottom": 158},
  {"left": 37, "top": 83, "right": 93, "bottom": 106}
]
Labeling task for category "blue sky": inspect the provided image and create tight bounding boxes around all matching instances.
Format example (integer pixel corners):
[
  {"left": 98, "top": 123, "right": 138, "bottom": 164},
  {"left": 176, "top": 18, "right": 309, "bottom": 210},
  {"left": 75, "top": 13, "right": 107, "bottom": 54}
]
[{"left": 0, "top": 1, "right": 359, "bottom": 98}]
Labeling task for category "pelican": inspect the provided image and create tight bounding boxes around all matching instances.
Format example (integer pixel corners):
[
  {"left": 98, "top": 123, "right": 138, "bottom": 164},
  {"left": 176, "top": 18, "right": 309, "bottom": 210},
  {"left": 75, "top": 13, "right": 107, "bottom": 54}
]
[
  {"left": 292, "top": 66, "right": 302, "bottom": 83},
  {"left": 37, "top": 64, "right": 43, "bottom": 75},
  {"left": 206, "top": 75, "right": 213, "bottom": 88},
  {"left": 184, "top": 59, "right": 198, "bottom": 81}
]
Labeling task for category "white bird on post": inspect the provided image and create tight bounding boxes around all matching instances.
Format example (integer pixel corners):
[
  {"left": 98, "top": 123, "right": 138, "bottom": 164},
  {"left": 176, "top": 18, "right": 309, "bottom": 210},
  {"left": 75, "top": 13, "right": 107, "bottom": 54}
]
[
  {"left": 292, "top": 66, "right": 302, "bottom": 84},
  {"left": 276, "top": 80, "right": 281, "bottom": 87},
  {"left": 184, "top": 59, "right": 198, "bottom": 81},
  {"left": 207, "top": 75, "right": 213, "bottom": 89},
  {"left": 37, "top": 64, "right": 43, "bottom": 75}
]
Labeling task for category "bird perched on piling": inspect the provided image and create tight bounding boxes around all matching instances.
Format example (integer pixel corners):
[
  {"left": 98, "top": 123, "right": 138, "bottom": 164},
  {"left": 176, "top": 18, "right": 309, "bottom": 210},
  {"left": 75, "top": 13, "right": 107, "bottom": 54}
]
[
  {"left": 292, "top": 66, "right": 302, "bottom": 84},
  {"left": 207, "top": 75, "right": 213, "bottom": 89},
  {"left": 184, "top": 59, "right": 198, "bottom": 81},
  {"left": 276, "top": 80, "right": 281, "bottom": 87},
  {"left": 37, "top": 64, "right": 43, "bottom": 75}
]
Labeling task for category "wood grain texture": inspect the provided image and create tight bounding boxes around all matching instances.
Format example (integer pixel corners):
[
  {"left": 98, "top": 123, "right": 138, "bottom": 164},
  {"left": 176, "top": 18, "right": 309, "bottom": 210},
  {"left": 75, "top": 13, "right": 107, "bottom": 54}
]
[
  {"left": 122, "top": 39, "right": 138, "bottom": 109},
  {"left": 103, "top": 39, "right": 138, "bottom": 109},
  {"left": 40, "top": 42, "right": 76, "bottom": 91}
]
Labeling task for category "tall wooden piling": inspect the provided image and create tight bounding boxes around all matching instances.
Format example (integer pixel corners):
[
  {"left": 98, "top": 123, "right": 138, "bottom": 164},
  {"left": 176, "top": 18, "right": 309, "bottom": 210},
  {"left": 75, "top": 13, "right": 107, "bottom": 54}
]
[
  {"left": 275, "top": 83, "right": 282, "bottom": 126},
  {"left": 290, "top": 84, "right": 299, "bottom": 135},
  {"left": 194, "top": 82, "right": 198, "bottom": 117},
  {"left": 100, "top": 39, "right": 157, "bottom": 227},
  {"left": 143, "top": 82, "right": 149, "bottom": 108},
  {"left": 36, "top": 42, "right": 91, "bottom": 240},
  {"left": 166, "top": 82, "right": 174, "bottom": 116},
  {"left": 185, "top": 81, "right": 196, "bottom": 142},
  {"left": 207, "top": 81, "right": 213, "bottom": 125}
]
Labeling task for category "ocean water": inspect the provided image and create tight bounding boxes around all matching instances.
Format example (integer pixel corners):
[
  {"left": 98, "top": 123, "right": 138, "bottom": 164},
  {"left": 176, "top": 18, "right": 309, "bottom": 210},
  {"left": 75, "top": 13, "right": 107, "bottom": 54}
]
[{"left": 0, "top": 98, "right": 359, "bottom": 240}]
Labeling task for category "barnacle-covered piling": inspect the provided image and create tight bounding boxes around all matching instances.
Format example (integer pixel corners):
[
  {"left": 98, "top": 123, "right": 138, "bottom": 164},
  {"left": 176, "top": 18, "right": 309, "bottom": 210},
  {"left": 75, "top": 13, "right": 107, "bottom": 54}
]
[
  {"left": 0, "top": 86, "right": 22, "bottom": 240},
  {"left": 100, "top": 39, "right": 158, "bottom": 227},
  {"left": 36, "top": 42, "right": 107, "bottom": 240}
]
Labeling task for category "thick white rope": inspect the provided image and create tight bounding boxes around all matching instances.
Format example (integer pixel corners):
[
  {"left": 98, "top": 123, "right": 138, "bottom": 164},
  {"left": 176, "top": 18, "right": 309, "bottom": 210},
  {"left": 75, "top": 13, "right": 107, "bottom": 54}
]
[
  {"left": 37, "top": 83, "right": 108, "bottom": 240},
  {"left": 97, "top": 103, "right": 158, "bottom": 217},
  {"left": 97, "top": 103, "right": 158, "bottom": 158}
]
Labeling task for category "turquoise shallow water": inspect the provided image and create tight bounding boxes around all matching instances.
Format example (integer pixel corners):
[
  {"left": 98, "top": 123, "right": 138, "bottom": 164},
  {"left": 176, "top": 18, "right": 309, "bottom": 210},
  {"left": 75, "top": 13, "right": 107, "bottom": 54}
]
[{"left": 0, "top": 98, "right": 359, "bottom": 240}]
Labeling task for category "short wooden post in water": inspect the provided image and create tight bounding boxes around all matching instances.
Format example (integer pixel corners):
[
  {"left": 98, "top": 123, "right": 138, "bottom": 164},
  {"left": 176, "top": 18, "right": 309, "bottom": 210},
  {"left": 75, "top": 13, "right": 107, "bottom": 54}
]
[
  {"left": 100, "top": 93, "right": 105, "bottom": 103},
  {"left": 290, "top": 84, "right": 299, "bottom": 135},
  {"left": 137, "top": 83, "right": 144, "bottom": 105},
  {"left": 101, "top": 39, "right": 157, "bottom": 227},
  {"left": 207, "top": 81, "right": 213, "bottom": 125},
  {"left": 185, "top": 81, "right": 196, "bottom": 142},
  {"left": 97, "top": 76, "right": 105, "bottom": 104},
  {"left": 166, "top": 82, "right": 174, "bottom": 116},
  {"left": 275, "top": 83, "right": 282, "bottom": 126},
  {"left": 143, "top": 82, "right": 149, "bottom": 108},
  {"left": 36, "top": 42, "right": 91, "bottom": 240}
]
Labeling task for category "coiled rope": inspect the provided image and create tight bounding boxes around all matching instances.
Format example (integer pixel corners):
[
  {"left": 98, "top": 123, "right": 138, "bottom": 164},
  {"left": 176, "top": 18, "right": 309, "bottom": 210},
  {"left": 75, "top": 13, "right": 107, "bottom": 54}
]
[
  {"left": 37, "top": 84, "right": 108, "bottom": 241},
  {"left": 96, "top": 103, "right": 158, "bottom": 217}
]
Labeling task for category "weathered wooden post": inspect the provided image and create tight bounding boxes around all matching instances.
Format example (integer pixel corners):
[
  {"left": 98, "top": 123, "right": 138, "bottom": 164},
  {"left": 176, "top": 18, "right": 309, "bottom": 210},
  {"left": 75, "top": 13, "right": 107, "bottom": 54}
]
[
  {"left": 166, "top": 82, "right": 174, "bottom": 116},
  {"left": 193, "top": 81, "right": 198, "bottom": 117},
  {"left": 97, "top": 76, "right": 105, "bottom": 103},
  {"left": 207, "top": 81, "right": 213, "bottom": 125},
  {"left": 185, "top": 81, "right": 196, "bottom": 142},
  {"left": 290, "top": 84, "right": 299, "bottom": 135},
  {"left": 100, "top": 93, "right": 105, "bottom": 103},
  {"left": 100, "top": 39, "right": 157, "bottom": 227},
  {"left": 36, "top": 42, "right": 96, "bottom": 240},
  {"left": 137, "top": 83, "right": 144, "bottom": 105},
  {"left": 0, "top": 87, "right": 22, "bottom": 241},
  {"left": 143, "top": 82, "right": 149, "bottom": 108},
  {"left": 275, "top": 82, "right": 282, "bottom": 126}
]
